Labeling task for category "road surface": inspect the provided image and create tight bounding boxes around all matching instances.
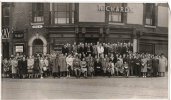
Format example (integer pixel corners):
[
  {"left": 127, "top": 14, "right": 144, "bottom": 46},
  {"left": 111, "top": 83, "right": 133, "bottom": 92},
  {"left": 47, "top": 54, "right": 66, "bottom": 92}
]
[{"left": 1, "top": 76, "right": 168, "bottom": 100}]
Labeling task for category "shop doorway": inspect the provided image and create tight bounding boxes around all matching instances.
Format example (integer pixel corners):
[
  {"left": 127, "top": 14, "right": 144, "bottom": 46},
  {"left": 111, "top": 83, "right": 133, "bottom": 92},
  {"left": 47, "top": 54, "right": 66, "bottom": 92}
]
[
  {"left": 33, "top": 39, "right": 43, "bottom": 55},
  {"left": 2, "top": 42, "right": 9, "bottom": 59}
]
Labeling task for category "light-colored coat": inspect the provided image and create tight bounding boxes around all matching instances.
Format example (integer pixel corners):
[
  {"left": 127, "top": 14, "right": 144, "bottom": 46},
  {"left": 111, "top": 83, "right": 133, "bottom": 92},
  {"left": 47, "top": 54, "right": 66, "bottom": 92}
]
[
  {"left": 59, "top": 55, "right": 67, "bottom": 72},
  {"left": 141, "top": 58, "right": 147, "bottom": 72},
  {"left": 27, "top": 58, "right": 34, "bottom": 69},
  {"left": 158, "top": 57, "right": 167, "bottom": 72},
  {"left": 11, "top": 59, "right": 18, "bottom": 74}
]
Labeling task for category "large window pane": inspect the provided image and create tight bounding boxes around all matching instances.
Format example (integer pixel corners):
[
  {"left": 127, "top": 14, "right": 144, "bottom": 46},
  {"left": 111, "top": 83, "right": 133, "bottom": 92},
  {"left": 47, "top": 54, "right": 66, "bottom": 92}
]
[
  {"left": 2, "top": 6, "right": 10, "bottom": 26},
  {"left": 53, "top": 3, "right": 74, "bottom": 24},
  {"left": 4, "top": 7, "right": 10, "bottom": 16},
  {"left": 3, "top": 17, "right": 9, "bottom": 26},
  {"left": 108, "top": 3, "right": 123, "bottom": 23},
  {"left": 32, "top": 3, "right": 44, "bottom": 23},
  {"left": 145, "top": 3, "right": 155, "bottom": 25},
  {"left": 57, "top": 12, "right": 67, "bottom": 18},
  {"left": 57, "top": 5, "right": 67, "bottom": 11}
]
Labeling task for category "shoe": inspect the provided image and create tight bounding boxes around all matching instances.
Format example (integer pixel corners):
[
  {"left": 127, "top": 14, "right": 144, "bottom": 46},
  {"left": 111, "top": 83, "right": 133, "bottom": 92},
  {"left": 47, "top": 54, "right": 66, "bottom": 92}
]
[{"left": 41, "top": 77, "right": 43, "bottom": 79}]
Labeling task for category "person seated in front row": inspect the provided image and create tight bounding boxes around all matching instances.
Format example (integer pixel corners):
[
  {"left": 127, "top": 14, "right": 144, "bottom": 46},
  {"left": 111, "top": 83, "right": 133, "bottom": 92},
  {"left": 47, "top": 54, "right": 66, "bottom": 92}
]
[
  {"left": 73, "top": 55, "right": 81, "bottom": 78},
  {"left": 80, "top": 58, "right": 87, "bottom": 78}
]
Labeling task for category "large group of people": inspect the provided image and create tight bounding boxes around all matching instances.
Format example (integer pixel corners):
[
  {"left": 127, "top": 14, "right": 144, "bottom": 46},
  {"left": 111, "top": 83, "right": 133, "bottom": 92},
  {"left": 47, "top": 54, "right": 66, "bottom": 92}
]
[{"left": 1, "top": 42, "right": 168, "bottom": 79}]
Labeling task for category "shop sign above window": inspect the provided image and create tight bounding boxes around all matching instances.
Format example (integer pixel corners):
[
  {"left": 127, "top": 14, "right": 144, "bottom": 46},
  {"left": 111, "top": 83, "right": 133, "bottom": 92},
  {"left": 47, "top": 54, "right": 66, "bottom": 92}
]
[
  {"left": 2, "top": 28, "right": 10, "bottom": 39},
  {"left": 13, "top": 31, "right": 24, "bottom": 39}
]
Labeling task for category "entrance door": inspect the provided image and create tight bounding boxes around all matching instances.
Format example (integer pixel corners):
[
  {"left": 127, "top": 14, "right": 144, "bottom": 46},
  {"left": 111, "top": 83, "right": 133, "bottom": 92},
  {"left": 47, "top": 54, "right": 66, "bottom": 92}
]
[
  {"left": 33, "top": 39, "right": 43, "bottom": 55},
  {"left": 85, "top": 37, "right": 99, "bottom": 43},
  {"left": 2, "top": 42, "right": 9, "bottom": 59}
]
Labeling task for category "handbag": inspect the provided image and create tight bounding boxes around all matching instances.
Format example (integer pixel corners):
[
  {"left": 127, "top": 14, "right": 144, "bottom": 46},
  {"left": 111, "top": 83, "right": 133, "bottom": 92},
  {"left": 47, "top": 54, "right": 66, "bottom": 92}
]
[{"left": 43, "top": 66, "right": 47, "bottom": 71}]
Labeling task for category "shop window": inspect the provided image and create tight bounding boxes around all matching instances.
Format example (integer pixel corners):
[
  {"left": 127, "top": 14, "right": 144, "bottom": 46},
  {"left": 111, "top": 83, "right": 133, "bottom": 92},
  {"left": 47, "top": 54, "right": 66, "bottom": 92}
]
[
  {"left": 145, "top": 3, "right": 155, "bottom": 26},
  {"left": 32, "top": 3, "right": 44, "bottom": 23},
  {"left": 51, "top": 3, "right": 75, "bottom": 24},
  {"left": 108, "top": 3, "right": 124, "bottom": 23},
  {"left": 2, "top": 6, "right": 10, "bottom": 26}
]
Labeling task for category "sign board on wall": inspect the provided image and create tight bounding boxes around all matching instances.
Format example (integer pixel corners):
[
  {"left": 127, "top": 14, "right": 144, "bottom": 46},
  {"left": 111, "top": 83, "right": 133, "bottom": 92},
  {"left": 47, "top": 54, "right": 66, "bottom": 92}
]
[
  {"left": 32, "top": 25, "right": 43, "bottom": 28},
  {"left": 79, "top": 3, "right": 105, "bottom": 22},
  {"left": 31, "top": 23, "right": 43, "bottom": 28},
  {"left": 2, "top": 28, "right": 10, "bottom": 39},
  {"left": 16, "top": 46, "right": 23, "bottom": 52},
  {"left": 13, "top": 31, "right": 24, "bottom": 39}
]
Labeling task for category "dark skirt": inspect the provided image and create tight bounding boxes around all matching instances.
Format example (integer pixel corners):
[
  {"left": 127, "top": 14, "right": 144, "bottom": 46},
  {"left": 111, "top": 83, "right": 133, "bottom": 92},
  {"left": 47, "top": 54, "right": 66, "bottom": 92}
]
[{"left": 20, "top": 67, "right": 27, "bottom": 74}]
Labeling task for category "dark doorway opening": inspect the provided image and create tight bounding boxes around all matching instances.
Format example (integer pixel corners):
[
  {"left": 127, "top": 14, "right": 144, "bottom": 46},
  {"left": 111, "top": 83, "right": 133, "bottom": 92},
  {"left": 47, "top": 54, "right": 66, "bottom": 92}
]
[
  {"left": 84, "top": 37, "right": 99, "bottom": 44},
  {"left": 33, "top": 39, "right": 43, "bottom": 55}
]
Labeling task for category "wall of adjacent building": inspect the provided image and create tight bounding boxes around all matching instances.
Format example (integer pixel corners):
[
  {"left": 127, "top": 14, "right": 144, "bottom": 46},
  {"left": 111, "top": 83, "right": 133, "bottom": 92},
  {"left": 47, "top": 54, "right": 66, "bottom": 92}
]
[
  {"left": 79, "top": 3, "right": 105, "bottom": 22},
  {"left": 157, "top": 5, "right": 168, "bottom": 27},
  {"left": 12, "top": 3, "right": 31, "bottom": 31},
  {"left": 127, "top": 3, "right": 144, "bottom": 25}
]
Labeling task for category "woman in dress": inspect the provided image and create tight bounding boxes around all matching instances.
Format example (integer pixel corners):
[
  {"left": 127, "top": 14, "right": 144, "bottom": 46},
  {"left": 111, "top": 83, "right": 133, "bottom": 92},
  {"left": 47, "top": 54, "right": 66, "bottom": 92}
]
[
  {"left": 122, "top": 61, "right": 129, "bottom": 77},
  {"left": 27, "top": 56, "right": 34, "bottom": 78},
  {"left": 101, "top": 54, "right": 109, "bottom": 76},
  {"left": 80, "top": 58, "right": 87, "bottom": 78},
  {"left": 115, "top": 59, "right": 122, "bottom": 76},
  {"left": 158, "top": 54, "right": 167, "bottom": 77},
  {"left": 152, "top": 55, "right": 159, "bottom": 77},
  {"left": 43, "top": 56, "right": 49, "bottom": 77},
  {"left": 107, "top": 60, "right": 115, "bottom": 77},
  {"left": 20, "top": 57, "right": 27, "bottom": 79},
  {"left": 86, "top": 54, "right": 94, "bottom": 77},
  {"left": 39, "top": 57, "right": 45, "bottom": 78},
  {"left": 34, "top": 56, "right": 40, "bottom": 78},
  {"left": 17, "top": 57, "right": 23, "bottom": 78},
  {"left": 73, "top": 55, "right": 81, "bottom": 78},
  {"left": 11, "top": 57, "right": 18, "bottom": 78},
  {"left": 66, "top": 54, "right": 74, "bottom": 77},
  {"left": 51, "top": 53, "right": 60, "bottom": 78},
  {"left": 59, "top": 54, "right": 67, "bottom": 77},
  {"left": 2, "top": 58, "right": 10, "bottom": 78},
  {"left": 94, "top": 57, "right": 102, "bottom": 76},
  {"left": 141, "top": 55, "right": 148, "bottom": 78}
]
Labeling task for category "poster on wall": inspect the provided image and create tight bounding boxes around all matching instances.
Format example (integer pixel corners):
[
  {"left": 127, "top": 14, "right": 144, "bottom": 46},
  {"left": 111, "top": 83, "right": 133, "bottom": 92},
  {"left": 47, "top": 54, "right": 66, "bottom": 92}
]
[{"left": 15, "top": 45, "right": 23, "bottom": 52}]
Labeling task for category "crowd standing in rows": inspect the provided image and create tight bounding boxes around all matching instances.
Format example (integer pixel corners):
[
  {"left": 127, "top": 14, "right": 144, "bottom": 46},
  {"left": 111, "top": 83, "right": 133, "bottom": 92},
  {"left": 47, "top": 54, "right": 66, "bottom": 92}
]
[{"left": 2, "top": 42, "right": 168, "bottom": 79}]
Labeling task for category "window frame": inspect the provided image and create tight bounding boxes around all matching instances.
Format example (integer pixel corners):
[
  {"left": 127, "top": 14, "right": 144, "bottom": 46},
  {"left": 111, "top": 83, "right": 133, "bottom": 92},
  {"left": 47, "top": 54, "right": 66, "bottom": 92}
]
[
  {"left": 51, "top": 3, "right": 75, "bottom": 25},
  {"left": 2, "top": 6, "right": 10, "bottom": 26},
  {"left": 32, "top": 3, "right": 44, "bottom": 23},
  {"left": 144, "top": 3, "right": 156, "bottom": 26},
  {"left": 107, "top": 3, "right": 125, "bottom": 24}
]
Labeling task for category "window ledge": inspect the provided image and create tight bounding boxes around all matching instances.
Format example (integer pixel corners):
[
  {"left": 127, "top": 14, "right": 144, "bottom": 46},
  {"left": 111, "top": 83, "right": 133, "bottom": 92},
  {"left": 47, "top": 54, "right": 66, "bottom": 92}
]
[
  {"left": 31, "top": 22, "right": 44, "bottom": 25},
  {"left": 144, "top": 25, "right": 156, "bottom": 28},
  {"left": 109, "top": 23, "right": 125, "bottom": 25}
]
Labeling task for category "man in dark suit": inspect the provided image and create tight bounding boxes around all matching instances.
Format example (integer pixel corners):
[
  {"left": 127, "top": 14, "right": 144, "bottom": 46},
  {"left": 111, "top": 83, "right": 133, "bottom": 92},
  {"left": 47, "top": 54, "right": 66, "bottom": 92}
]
[{"left": 133, "top": 55, "right": 141, "bottom": 77}]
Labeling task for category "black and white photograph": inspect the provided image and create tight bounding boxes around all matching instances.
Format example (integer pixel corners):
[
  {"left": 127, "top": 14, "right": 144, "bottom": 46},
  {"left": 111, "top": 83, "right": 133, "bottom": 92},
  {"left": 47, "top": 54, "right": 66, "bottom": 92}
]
[{"left": 1, "top": 1, "right": 169, "bottom": 100}]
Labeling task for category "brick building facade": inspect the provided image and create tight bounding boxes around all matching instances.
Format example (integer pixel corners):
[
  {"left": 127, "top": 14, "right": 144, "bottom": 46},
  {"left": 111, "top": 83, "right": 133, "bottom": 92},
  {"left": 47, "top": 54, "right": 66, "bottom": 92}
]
[{"left": 1, "top": 3, "right": 168, "bottom": 58}]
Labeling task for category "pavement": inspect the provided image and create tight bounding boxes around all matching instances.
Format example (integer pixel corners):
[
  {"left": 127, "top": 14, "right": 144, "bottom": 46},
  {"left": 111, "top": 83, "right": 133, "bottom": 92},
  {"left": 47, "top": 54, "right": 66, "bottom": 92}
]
[{"left": 1, "top": 76, "right": 168, "bottom": 100}]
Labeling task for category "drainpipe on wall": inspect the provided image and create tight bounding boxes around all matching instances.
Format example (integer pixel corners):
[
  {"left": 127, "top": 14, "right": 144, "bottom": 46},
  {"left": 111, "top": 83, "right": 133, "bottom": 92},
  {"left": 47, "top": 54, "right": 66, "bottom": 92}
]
[{"left": 133, "top": 28, "right": 138, "bottom": 53}]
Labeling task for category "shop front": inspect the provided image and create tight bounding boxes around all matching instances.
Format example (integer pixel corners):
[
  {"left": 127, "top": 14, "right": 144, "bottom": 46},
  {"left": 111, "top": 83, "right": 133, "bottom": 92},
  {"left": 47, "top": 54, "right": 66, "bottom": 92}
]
[{"left": 28, "top": 34, "right": 47, "bottom": 56}]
